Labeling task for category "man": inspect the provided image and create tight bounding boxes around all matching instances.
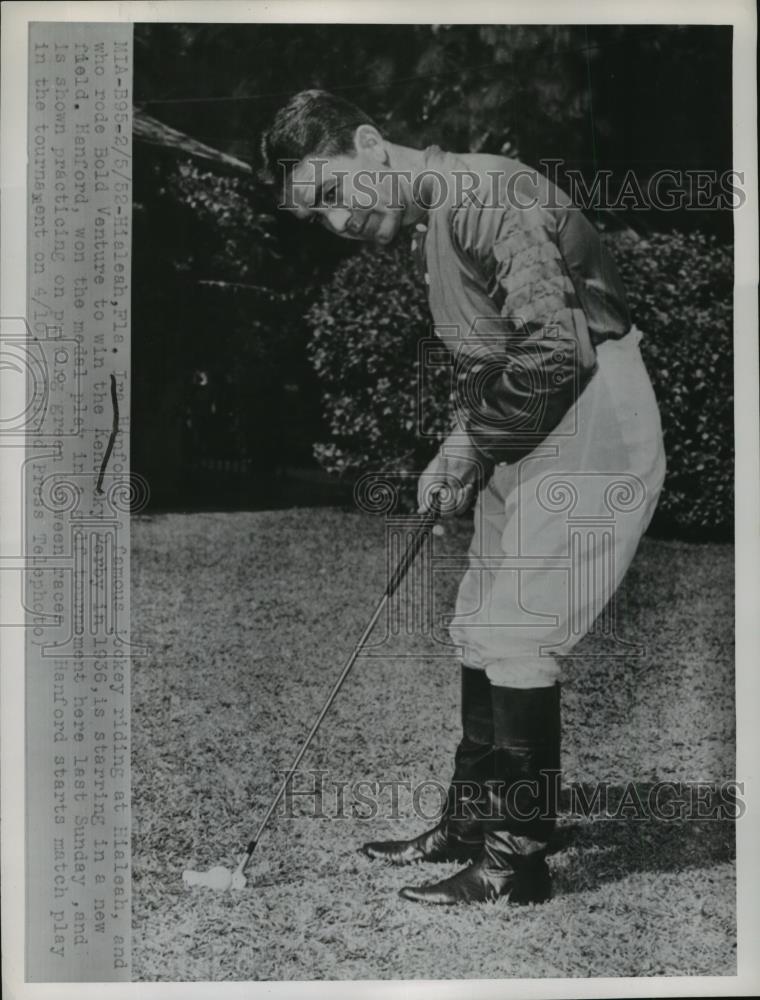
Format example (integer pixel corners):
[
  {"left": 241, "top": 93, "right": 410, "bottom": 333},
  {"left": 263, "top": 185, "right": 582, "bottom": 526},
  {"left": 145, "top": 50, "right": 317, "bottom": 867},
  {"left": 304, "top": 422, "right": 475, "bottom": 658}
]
[{"left": 261, "top": 90, "right": 666, "bottom": 906}]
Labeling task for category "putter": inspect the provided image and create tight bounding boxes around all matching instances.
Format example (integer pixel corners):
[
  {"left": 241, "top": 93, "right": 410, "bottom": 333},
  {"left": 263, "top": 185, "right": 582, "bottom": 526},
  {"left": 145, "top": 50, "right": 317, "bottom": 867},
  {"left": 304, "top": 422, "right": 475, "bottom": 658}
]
[{"left": 183, "top": 492, "right": 443, "bottom": 891}]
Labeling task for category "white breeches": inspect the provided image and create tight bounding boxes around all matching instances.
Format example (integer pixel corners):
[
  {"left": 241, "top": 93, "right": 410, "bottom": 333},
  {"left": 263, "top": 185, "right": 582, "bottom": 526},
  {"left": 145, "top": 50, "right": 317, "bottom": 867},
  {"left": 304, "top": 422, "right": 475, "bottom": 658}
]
[{"left": 448, "top": 327, "right": 667, "bottom": 688}]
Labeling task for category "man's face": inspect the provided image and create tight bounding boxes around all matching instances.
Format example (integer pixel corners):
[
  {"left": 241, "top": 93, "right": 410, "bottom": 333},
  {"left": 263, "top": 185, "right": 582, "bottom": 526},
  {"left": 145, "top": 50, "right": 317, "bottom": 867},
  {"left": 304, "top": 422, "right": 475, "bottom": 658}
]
[{"left": 284, "top": 132, "right": 408, "bottom": 246}]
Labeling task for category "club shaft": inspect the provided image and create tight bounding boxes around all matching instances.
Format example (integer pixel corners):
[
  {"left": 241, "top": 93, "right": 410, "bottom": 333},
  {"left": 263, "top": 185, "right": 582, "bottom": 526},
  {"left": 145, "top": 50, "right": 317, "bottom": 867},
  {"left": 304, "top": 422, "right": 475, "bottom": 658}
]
[{"left": 242, "top": 508, "right": 438, "bottom": 872}]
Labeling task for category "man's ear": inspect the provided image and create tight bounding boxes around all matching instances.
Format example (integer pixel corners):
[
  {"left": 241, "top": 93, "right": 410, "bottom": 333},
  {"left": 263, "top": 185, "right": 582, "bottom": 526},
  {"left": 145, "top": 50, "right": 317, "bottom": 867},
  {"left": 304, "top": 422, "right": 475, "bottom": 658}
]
[{"left": 353, "top": 124, "right": 388, "bottom": 164}]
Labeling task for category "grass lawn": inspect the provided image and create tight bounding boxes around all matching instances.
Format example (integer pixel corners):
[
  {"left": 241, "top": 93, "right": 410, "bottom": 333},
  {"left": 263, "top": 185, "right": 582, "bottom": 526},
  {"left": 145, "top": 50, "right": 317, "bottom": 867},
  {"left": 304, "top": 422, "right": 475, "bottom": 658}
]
[{"left": 131, "top": 508, "right": 735, "bottom": 981}]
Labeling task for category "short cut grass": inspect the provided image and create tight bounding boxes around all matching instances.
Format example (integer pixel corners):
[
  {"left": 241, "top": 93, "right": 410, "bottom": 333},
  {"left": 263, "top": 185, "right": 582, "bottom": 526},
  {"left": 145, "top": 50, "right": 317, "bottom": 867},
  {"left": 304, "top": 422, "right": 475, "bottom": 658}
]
[
  {"left": 132, "top": 509, "right": 735, "bottom": 979},
  {"left": 260, "top": 89, "right": 378, "bottom": 192}
]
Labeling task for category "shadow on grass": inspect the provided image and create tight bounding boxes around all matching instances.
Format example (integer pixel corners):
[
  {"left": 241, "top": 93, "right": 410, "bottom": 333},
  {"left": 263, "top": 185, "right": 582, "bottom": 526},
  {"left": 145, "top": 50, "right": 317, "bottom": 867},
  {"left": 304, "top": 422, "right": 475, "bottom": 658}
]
[{"left": 550, "top": 782, "right": 736, "bottom": 895}]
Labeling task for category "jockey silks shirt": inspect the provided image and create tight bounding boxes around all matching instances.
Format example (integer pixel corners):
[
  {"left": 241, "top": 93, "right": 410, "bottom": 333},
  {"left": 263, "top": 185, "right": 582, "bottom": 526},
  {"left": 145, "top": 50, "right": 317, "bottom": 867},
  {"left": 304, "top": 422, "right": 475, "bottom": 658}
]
[{"left": 410, "top": 146, "right": 632, "bottom": 466}]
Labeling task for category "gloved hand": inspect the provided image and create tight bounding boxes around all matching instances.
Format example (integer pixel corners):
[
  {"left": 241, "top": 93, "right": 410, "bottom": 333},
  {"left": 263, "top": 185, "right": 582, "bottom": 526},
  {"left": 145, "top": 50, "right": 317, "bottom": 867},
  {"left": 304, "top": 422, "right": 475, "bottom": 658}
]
[{"left": 417, "top": 431, "right": 485, "bottom": 519}]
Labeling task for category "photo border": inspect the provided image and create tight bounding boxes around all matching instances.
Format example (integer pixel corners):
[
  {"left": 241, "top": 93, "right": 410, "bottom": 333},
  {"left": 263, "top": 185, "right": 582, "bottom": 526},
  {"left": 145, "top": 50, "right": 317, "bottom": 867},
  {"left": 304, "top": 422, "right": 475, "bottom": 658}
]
[{"left": 2, "top": 1, "right": 757, "bottom": 997}]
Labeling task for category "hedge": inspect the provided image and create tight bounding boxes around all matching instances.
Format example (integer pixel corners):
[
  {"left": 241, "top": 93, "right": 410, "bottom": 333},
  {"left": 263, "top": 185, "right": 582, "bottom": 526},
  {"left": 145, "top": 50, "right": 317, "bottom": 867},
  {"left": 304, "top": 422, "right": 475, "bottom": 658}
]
[{"left": 306, "top": 228, "right": 733, "bottom": 539}]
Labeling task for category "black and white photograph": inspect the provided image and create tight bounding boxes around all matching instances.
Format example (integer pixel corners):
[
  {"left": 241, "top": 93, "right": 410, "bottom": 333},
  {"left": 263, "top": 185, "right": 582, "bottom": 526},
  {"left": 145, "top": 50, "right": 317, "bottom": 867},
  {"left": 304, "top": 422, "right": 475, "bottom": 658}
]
[
  {"left": 1, "top": 1, "right": 759, "bottom": 994},
  {"left": 129, "top": 14, "right": 746, "bottom": 982}
]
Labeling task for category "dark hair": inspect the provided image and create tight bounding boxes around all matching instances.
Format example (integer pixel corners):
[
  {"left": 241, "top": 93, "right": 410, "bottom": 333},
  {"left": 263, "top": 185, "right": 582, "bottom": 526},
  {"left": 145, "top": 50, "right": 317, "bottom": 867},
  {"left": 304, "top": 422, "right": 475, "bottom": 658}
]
[{"left": 260, "top": 89, "right": 378, "bottom": 190}]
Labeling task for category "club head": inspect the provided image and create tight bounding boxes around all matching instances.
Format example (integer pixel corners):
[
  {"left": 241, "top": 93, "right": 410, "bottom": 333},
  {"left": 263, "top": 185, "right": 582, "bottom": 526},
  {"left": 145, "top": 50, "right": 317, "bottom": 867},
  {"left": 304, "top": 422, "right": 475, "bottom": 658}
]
[{"left": 182, "top": 865, "right": 247, "bottom": 891}]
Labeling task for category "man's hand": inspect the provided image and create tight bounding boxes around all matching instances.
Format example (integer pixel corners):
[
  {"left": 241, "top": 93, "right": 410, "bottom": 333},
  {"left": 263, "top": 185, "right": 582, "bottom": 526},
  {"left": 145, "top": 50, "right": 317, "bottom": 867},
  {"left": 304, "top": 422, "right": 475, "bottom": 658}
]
[{"left": 417, "top": 431, "right": 485, "bottom": 518}]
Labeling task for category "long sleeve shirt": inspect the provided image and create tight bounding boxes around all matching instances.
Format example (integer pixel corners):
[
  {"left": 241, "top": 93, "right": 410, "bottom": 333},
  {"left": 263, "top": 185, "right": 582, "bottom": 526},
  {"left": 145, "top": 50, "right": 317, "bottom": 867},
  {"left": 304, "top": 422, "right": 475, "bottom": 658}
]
[{"left": 411, "top": 146, "right": 632, "bottom": 466}]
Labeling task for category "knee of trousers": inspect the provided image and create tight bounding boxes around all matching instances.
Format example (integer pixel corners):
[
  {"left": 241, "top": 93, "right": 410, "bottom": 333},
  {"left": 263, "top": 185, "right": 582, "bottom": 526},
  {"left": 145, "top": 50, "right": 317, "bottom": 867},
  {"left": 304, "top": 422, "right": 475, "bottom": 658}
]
[
  {"left": 448, "top": 624, "right": 560, "bottom": 689},
  {"left": 485, "top": 657, "right": 561, "bottom": 689},
  {"left": 450, "top": 644, "right": 561, "bottom": 690}
]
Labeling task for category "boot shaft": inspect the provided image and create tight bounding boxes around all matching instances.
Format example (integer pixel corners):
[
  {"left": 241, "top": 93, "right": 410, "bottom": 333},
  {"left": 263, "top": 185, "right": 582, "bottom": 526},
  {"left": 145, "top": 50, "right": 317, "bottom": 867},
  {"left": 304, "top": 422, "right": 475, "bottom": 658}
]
[
  {"left": 491, "top": 683, "right": 561, "bottom": 752},
  {"left": 445, "top": 667, "right": 495, "bottom": 842},
  {"left": 487, "top": 682, "right": 562, "bottom": 845},
  {"left": 460, "top": 665, "right": 493, "bottom": 744}
]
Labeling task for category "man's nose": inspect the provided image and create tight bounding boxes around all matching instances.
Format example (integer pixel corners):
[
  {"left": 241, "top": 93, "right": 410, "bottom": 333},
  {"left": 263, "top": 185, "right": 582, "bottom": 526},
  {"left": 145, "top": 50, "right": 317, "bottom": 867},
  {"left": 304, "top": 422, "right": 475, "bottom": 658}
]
[{"left": 324, "top": 208, "right": 351, "bottom": 233}]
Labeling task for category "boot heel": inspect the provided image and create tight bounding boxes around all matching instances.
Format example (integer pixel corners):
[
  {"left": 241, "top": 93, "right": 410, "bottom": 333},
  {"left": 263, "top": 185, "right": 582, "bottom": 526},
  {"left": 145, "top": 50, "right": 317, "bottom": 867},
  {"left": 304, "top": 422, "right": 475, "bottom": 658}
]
[{"left": 508, "top": 861, "right": 552, "bottom": 905}]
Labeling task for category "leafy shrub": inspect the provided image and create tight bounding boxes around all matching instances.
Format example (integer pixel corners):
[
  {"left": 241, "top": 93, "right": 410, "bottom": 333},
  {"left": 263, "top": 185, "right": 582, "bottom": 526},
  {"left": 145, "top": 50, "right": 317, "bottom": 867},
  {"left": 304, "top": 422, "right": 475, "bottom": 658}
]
[
  {"left": 306, "top": 228, "right": 733, "bottom": 539},
  {"left": 306, "top": 246, "right": 447, "bottom": 480},
  {"left": 605, "top": 230, "right": 733, "bottom": 538},
  {"left": 132, "top": 155, "right": 321, "bottom": 503}
]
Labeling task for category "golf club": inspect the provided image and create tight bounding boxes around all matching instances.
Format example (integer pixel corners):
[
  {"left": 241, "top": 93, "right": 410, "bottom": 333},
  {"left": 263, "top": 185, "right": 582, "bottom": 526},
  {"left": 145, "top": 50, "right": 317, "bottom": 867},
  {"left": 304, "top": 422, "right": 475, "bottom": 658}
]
[{"left": 183, "top": 491, "right": 443, "bottom": 891}]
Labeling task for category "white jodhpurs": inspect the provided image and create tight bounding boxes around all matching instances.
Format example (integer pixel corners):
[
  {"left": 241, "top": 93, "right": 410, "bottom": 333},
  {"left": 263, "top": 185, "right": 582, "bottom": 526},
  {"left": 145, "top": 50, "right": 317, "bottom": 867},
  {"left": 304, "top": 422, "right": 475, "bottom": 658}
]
[{"left": 448, "top": 326, "right": 667, "bottom": 688}]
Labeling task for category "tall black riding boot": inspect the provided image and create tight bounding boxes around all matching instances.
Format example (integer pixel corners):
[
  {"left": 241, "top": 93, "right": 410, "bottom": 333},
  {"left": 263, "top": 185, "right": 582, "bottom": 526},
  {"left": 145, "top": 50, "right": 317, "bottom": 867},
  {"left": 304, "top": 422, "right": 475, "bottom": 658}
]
[
  {"left": 361, "top": 665, "right": 494, "bottom": 865},
  {"left": 400, "top": 682, "right": 560, "bottom": 904}
]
